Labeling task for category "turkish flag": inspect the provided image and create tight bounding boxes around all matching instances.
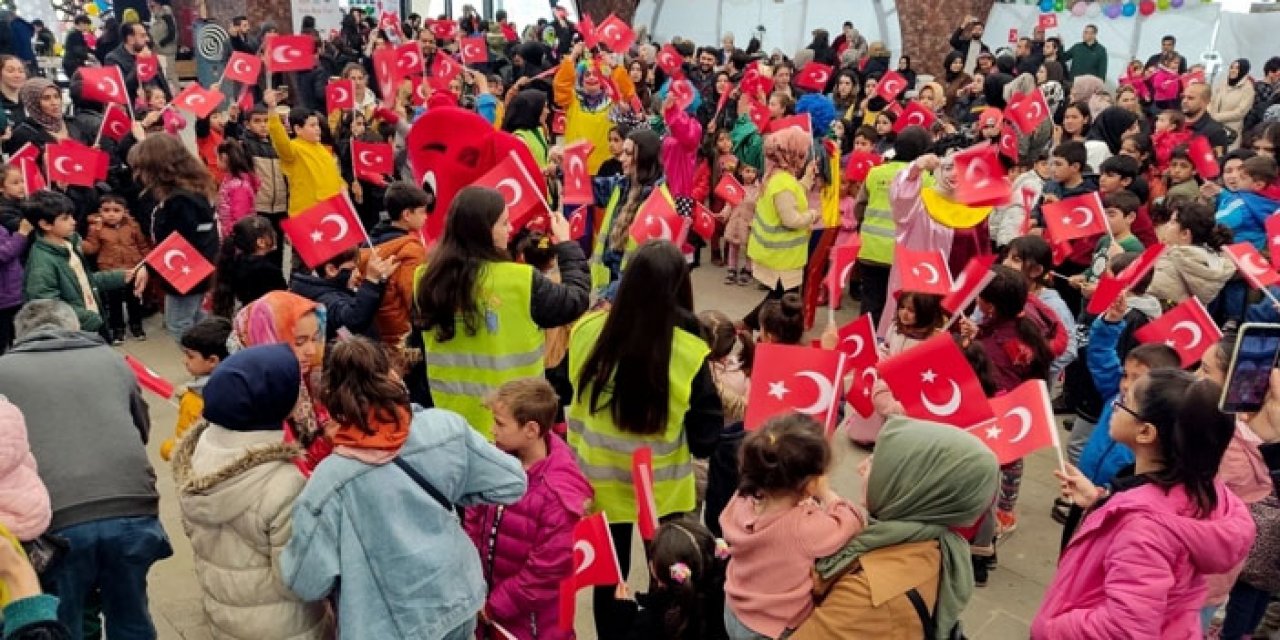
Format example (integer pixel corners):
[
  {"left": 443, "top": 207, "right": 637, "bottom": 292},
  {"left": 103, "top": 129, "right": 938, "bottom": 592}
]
[
  {"left": 629, "top": 188, "right": 683, "bottom": 245},
  {"left": 656, "top": 44, "right": 683, "bottom": 76},
  {"left": 767, "top": 113, "right": 812, "bottom": 135},
  {"left": 352, "top": 140, "right": 394, "bottom": 178},
  {"left": 10, "top": 142, "right": 37, "bottom": 165},
  {"left": 745, "top": 98, "right": 770, "bottom": 133},
  {"left": 1188, "top": 135, "right": 1220, "bottom": 179},
  {"left": 429, "top": 19, "right": 458, "bottom": 42},
  {"left": 668, "top": 78, "right": 695, "bottom": 111},
  {"left": 551, "top": 110, "right": 567, "bottom": 135},
  {"left": 1135, "top": 297, "right": 1222, "bottom": 367},
  {"left": 472, "top": 152, "right": 547, "bottom": 231},
  {"left": 844, "top": 151, "right": 882, "bottom": 182},
  {"left": 98, "top": 102, "right": 132, "bottom": 142},
  {"left": 884, "top": 101, "right": 904, "bottom": 117},
  {"left": 124, "top": 354, "right": 175, "bottom": 399},
  {"left": 952, "top": 142, "right": 1011, "bottom": 206},
  {"left": 691, "top": 203, "right": 717, "bottom": 242},
  {"left": 373, "top": 48, "right": 401, "bottom": 106},
  {"left": 378, "top": 11, "right": 401, "bottom": 35},
  {"left": 396, "top": 42, "right": 424, "bottom": 77},
  {"left": 281, "top": 194, "right": 366, "bottom": 268},
  {"left": 965, "top": 379, "right": 1058, "bottom": 465},
  {"left": 1226, "top": 242, "right": 1280, "bottom": 289},
  {"left": 827, "top": 237, "right": 861, "bottom": 306},
  {"left": 79, "top": 66, "right": 128, "bottom": 105},
  {"left": 1042, "top": 191, "right": 1108, "bottom": 244},
  {"left": 562, "top": 141, "right": 594, "bottom": 205},
  {"left": 876, "top": 333, "right": 996, "bottom": 427},
  {"left": 144, "top": 232, "right": 215, "bottom": 294},
  {"left": 745, "top": 343, "right": 846, "bottom": 433},
  {"left": 740, "top": 65, "right": 774, "bottom": 99},
  {"left": 895, "top": 246, "right": 952, "bottom": 296},
  {"left": 266, "top": 34, "right": 315, "bottom": 73},
  {"left": 171, "top": 83, "right": 224, "bottom": 119},
  {"left": 1038, "top": 13, "right": 1058, "bottom": 29},
  {"left": 576, "top": 13, "right": 598, "bottom": 49},
  {"left": 136, "top": 54, "right": 158, "bottom": 83},
  {"left": 876, "top": 69, "right": 909, "bottom": 102},
  {"left": 1085, "top": 243, "right": 1166, "bottom": 315},
  {"left": 558, "top": 511, "right": 623, "bottom": 630},
  {"left": 594, "top": 15, "right": 636, "bottom": 53},
  {"left": 847, "top": 362, "right": 881, "bottom": 419},
  {"left": 795, "top": 62, "right": 833, "bottom": 92},
  {"left": 45, "top": 140, "right": 104, "bottom": 188},
  {"left": 1008, "top": 28, "right": 1019, "bottom": 44},
  {"left": 1004, "top": 88, "right": 1050, "bottom": 133},
  {"left": 998, "top": 122, "right": 1020, "bottom": 162},
  {"left": 224, "top": 51, "right": 262, "bottom": 85},
  {"left": 237, "top": 87, "right": 253, "bottom": 112},
  {"left": 568, "top": 206, "right": 589, "bottom": 240},
  {"left": 632, "top": 447, "right": 660, "bottom": 540},
  {"left": 18, "top": 158, "right": 44, "bottom": 196},
  {"left": 431, "top": 53, "right": 462, "bottom": 83},
  {"left": 835, "top": 312, "right": 878, "bottom": 371},
  {"left": 714, "top": 174, "right": 745, "bottom": 206},
  {"left": 460, "top": 36, "right": 488, "bottom": 65},
  {"left": 892, "top": 100, "right": 936, "bottom": 133},
  {"left": 326, "top": 79, "right": 355, "bottom": 112},
  {"left": 1181, "top": 69, "right": 1206, "bottom": 91},
  {"left": 1267, "top": 215, "right": 1280, "bottom": 264},
  {"left": 943, "top": 254, "right": 998, "bottom": 315}
]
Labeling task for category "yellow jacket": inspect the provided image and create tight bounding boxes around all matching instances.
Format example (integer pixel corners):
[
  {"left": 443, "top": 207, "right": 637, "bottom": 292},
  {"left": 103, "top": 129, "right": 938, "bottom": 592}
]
[
  {"left": 554, "top": 57, "right": 634, "bottom": 173},
  {"left": 160, "top": 381, "right": 206, "bottom": 462},
  {"left": 268, "top": 115, "right": 345, "bottom": 216}
]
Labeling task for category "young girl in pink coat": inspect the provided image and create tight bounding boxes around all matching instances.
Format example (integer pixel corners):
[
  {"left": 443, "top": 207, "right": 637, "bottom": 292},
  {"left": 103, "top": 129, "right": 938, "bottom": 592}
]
[
  {"left": 0, "top": 396, "right": 50, "bottom": 542},
  {"left": 1035, "top": 370, "right": 1256, "bottom": 639},
  {"left": 215, "top": 139, "right": 260, "bottom": 238}
]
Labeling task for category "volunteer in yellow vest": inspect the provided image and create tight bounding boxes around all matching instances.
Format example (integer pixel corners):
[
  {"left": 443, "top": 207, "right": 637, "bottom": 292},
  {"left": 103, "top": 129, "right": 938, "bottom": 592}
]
[
  {"left": 589, "top": 129, "right": 666, "bottom": 293},
  {"left": 502, "top": 89, "right": 552, "bottom": 169},
  {"left": 854, "top": 126, "right": 933, "bottom": 328},
  {"left": 566, "top": 240, "right": 723, "bottom": 640},
  {"left": 414, "top": 187, "right": 590, "bottom": 438},
  {"left": 744, "top": 126, "right": 819, "bottom": 329},
  {"left": 555, "top": 42, "right": 636, "bottom": 174}
]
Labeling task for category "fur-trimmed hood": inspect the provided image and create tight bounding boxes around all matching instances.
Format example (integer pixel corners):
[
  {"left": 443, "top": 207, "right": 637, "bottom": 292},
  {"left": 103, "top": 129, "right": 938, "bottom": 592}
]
[{"left": 172, "top": 420, "right": 302, "bottom": 527}]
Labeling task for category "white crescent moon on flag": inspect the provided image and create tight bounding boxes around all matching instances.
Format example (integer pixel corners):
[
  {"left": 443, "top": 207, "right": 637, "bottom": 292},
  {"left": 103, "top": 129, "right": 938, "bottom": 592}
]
[
  {"left": 358, "top": 151, "right": 378, "bottom": 168},
  {"left": 99, "top": 78, "right": 120, "bottom": 98},
  {"left": 53, "top": 157, "right": 75, "bottom": 175},
  {"left": 792, "top": 371, "right": 836, "bottom": 415},
  {"left": 568, "top": 156, "right": 586, "bottom": 188},
  {"left": 1171, "top": 320, "right": 1203, "bottom": 349},
  {"left": 841, "top": 334, "right": 864, "bottom": 358},
  {"left": 885, "top": 78, "right": 902, "bottom": 95},
  {"left": 162, "top": 249, "right": 187, "bottom": 270},
  {"left": 907, "top": 112, "right": 926, "bottom": 126},
  {"left": 1242, "top": 252, "right": 1271, "bottom": 278},
  {"left": 1064, "top": 206, "right": 1094, "bottom": 229},
  {"left": 573, "top": 540, "right": 595, "bottom": 574},
  {"left": 649, "top": 216, "right": 673, "bottom": 240},
  {"left": 964, "top": 159, "right": 991, "bottom": 187},
  {"left": 496, "top": 178, "right": 524, "bottom": 208},
  {"left": 320, "top": 213, "right": 350, "bottom": 242},
  {"left": 1005, "top": 407, "right": 1034, "bottom": 443},
  {"left": 920, "top": 379, "right": 963, "bottom": 417},
  {"left": 913, "top": 263, "right": 941, "bottom": 285},
  {"left": 335, "top": 87, "right": 349, "bottom": 103},
  {"left": 602, "top": 24, "right": 620, "bottom": 39},
  {"left": 271, "top": 47, "right": 298, "bottom": 64},
  {"left": 233, "top": 59, "right": 250, "bottom": 75}
]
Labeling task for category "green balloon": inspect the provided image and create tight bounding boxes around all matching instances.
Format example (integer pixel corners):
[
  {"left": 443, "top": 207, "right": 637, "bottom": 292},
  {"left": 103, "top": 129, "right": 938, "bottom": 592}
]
[
  {"left": 1055, "top": 0, "right": 1065, "bottom": 9},
  {"left": 1157, "top": 0, "right": 1170, "bottom": 8}
]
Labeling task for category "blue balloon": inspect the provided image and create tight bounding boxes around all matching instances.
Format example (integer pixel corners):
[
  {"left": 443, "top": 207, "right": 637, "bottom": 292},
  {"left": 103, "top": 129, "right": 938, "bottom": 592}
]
[
  {"left": 1040, "top": 0, "right": 1055, "bottom": 11},
  {"left": 1122, "top": 1, "right": 1137, "bottom": 15}
]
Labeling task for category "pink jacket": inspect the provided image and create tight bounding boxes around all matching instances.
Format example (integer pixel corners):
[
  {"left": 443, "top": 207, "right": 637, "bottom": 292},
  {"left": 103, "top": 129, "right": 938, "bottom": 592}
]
[
  {"left": 217, "top": 173, "right": 260, "bottom": 238},
  {"left": 878, "top": 163, "right": 954, "bottom": 337},
  {"left": 1205, "top": 422, "right": 1271, "bottom": 605},
  {"left": 1032, "top": 480, "right": 1255, "bottom": 639},
  {"left": 661, "top": 104, "right": 703, "bottom": 199},
  {"left": 464, "top": 436, "right": 593, "bottom": 640},
  {"left": 0, "top": 397, "right": 50, "bottom": 540}
]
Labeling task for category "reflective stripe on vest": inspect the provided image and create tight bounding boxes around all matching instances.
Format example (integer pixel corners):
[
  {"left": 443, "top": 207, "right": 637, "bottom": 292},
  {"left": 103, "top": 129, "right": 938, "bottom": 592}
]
[
  {"left": 565, "top": 310, "right": 709, "bottom": 523},
  {"left": 857, "top": 161, "right": 912, "bottom": 265},
  {"left": 747, "top": 172, "right": 809, "bottom": 271},
  {"left": 418, "top": 260, "right": 544, "bottom": 438},
  {"left": 589, "top": 188, "right": 622, "bottom": 293}
]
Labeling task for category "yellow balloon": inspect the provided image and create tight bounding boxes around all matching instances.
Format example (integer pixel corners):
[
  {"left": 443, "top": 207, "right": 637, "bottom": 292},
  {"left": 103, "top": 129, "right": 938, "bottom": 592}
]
[
  {"left": 85, "top": 3, "right": 99, "bottom": 15},
  {"left": 122, "top": 7, "right": 139, "bottom": 23}
]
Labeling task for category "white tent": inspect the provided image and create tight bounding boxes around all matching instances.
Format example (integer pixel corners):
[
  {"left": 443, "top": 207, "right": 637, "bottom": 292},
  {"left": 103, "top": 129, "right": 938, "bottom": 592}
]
[{"left": 633, "top": 0, "right": 901, "bottom": 59}]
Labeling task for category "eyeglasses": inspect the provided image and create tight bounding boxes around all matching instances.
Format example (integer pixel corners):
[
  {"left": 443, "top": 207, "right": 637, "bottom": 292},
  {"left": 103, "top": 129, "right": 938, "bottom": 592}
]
[{"left": 1112, "top": 398, "right": 1145, "bottom": 423}]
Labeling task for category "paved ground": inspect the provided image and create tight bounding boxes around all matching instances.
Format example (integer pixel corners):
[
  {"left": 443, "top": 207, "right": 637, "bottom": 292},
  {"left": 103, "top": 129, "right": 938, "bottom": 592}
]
[{"left": 123, "top": 264, "right": 1065, "bottom": 639}]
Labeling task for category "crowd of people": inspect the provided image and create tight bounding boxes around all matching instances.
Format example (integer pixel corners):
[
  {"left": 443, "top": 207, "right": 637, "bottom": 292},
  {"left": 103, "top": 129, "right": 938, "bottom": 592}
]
[{"left": 0, "top": 2, "right": 1279, "bottom": 639}]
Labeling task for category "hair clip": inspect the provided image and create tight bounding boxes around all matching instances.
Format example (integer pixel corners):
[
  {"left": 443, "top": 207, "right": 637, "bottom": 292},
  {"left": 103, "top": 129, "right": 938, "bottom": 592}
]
[
  {"left": 714, "top": 538, "right": 731, "bottom": 560},
  {"left": 669, "top": 562, "right": 692, "bottom": 585}
]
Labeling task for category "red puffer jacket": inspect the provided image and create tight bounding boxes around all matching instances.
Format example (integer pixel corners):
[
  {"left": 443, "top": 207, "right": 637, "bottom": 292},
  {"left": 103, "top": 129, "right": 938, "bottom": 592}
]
[{"left": 464, "top": 435, "right": 594, "bottom": 639}]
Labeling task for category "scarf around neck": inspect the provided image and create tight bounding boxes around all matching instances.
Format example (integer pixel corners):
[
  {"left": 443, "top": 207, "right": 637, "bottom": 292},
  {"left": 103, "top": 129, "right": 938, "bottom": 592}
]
[{"left": 20, "top": 78, "right": 63, "bottom": 133}]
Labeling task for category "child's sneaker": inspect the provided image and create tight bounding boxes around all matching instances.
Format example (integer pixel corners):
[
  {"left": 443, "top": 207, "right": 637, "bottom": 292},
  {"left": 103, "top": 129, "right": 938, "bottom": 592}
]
[
  {"left": 970, "top": 553, "right": 988, "bottom": 586},
  {"left": 738, "top": 270, "right": 753, "bottom": 286},
  {"left": 724, "top": 268, "right": 738, "bottom": 285},
  {"left": 130, "top": 323, "right": 147, "bottom": 341},
  {"left": 995, "top": 510, "right": 1018, "bottom": 538},
  {"left": 109, "top": 329, "right": 124, "bottom": 346}
]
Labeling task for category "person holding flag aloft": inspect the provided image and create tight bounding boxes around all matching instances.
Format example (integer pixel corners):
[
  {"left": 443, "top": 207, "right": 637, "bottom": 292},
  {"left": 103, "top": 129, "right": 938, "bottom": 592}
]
[
  {"left": 555, "top": 42, "right": 635, "bottom": 174},
  {"left": 263, "top": 89, "right": 345, "bottom": 218}
]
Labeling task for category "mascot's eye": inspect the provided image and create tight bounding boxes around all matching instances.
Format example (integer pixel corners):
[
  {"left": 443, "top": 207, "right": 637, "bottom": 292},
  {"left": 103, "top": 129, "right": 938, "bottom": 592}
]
[
  {"left": 458, "top": 148, "right": 481, "bottom": 168},
  {"left": 422, "top": 143, "right": 447, "bottom": 153}
]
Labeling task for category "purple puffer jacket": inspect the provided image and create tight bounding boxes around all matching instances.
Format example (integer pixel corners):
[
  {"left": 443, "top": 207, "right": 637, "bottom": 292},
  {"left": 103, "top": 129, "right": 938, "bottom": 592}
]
[
  {"left": 464, "top": 435, "right": 593, "bottom": 640},
  {"left": 0, "top": 225, "right": 26, "bottom": 310}
]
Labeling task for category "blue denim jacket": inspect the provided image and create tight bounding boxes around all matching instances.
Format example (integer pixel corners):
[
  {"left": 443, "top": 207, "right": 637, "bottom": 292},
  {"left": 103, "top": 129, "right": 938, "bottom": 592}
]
[{"left": 281, "top": 408, "right": 527, "bottom": 639}]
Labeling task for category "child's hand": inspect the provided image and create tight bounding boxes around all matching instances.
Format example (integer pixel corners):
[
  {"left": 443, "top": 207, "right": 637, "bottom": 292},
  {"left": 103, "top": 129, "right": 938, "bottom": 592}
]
[
  {"left": 1199, "top": 181, "right": 1221, "bottom": 200},
  {"left": 16, "top": 218, "right": 32, "bottom": 236},
  {"left": 957, "top": 316, "right": 978, "bottom": 341},
  {"left": 1106, "top": 240, "right": 1125, "bottom": 258},
  {"left": 1041, "top": 193, "right": 1060, "bottom": 204},
  {"left": 365, "top": 253, "right": 399, "bottom": 284},
  {"left": 1067, "top": 274, "right": 1084, "bottom": 289},
  {"left": 0, "top": 541, "right": 40, "bottom": 603},
  {"left": 819, "top": 321, "right": 838, "bottom": 350},
  {"left": 1102, "top": 293, "right": 1128, "bottom": 323},
  {"left": 263, "top": 88, "right": 279, "bottom": 108},
  {"left": 130, "top": 266, "right": 149, "bottom": 298},
  {"left": 614, "top": 582, "right": 634, "bottom": 601},
  {"left": 1079, "top": 280, "right": 1097, "bottom": 298},
  {"left": 1054, "top": 463, "right": 1101, "bottom": 508}
]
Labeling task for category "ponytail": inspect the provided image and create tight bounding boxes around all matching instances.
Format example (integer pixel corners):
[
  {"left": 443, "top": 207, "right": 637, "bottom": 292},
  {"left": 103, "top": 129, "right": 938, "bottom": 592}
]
[{"left": 210, "top": 215, "right": 276, "bottom": 318}]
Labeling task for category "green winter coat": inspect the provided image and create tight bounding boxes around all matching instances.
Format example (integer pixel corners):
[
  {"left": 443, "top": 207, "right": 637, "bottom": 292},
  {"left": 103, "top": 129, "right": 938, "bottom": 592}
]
[
  {"left": 24, "top": 234, "right": 127, "bottom": 332},
  {"left": 1063, "top": 42, "right": 1108, "bottom": 82}
]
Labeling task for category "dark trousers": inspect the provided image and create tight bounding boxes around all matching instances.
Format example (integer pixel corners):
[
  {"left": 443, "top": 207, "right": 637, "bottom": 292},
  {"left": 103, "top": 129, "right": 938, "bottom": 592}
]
[
  {"left": 1221, "top": 580, "right": 1273, "bottom": 639},
  {"left": 593, "top": 522, "right": 635, "bottom": 639},
  {"left": 857, "top": 261, "right": 891, "bottom": 329},
  {"left": 742, "top": 281, "right": 796, "bottom": 331},
  {"left": 104, "top": 288, "right": 144, "bottom": 331},
  {"left": 0, "top": 305, "right": 16, "bottom": 355}
]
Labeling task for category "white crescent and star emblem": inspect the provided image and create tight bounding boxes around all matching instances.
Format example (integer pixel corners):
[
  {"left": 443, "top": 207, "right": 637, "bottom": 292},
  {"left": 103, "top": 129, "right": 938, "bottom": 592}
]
[
  {"left": 792, "top": 371, "right": 836, "bottom": 415},
  {"left": 645, "top": 214, "right": 673, "bottom": 240},
  {"left": 1241, "top": 251, "right": 1272, "bottom": 278},
  {"left": 98, "top": 78, "right": 120, "bottom": 98},
  {"left": 1026, "top": 102, "right": 1043, "bottom": 120},
  {"left": 316, "top": 213, "right": 350, "bottom": 243},
  {"left": 182, "top": 94, "right": 208, "bottom": 108},
  {"left": 1169, "top": 320, "right": 1203, "bottom": 350},
  {"left": 495, "top": 178, "right": 524, "bottom": 209},
  {"left": 602, "top": 24, "right": 621, "bottom": 39},
  {"left": 358, "top": 150, "right": 380, "bottom": 168},
  {"left": 907, "top": 112, "right": 926, "bottom": 126},
  {"left": 1004, "top": 407, "right": 1034, "bottom": 443},
  {"left": 568, "top": 155, "right": 586, "bottom": 189},
  {"left": 232, "top": 58, "right": 251, "bottom": 75},
  {"left": 884, "top": 78, "right": 902, "bottom": 95},
  {"left": 963, "top": 158, "right": 992, "bottom": 188},
  {"left": 53, "top": 157, "right": 78, "bottom": 175},
  {"left": 464, "top": 42, "right": 482, "bottom": 59},
  {"left": 842, "top": 334, "right": 865, "bottom": 358},
  {"left": 1063, "top": 206, "right": 1095, "bottom": 229},
  {"left": 109, "top": 120, "right": 126, "bottom": 136},
  {"left": 919, "top": 369, "right": 962, "bottom": 417},
  {"left": 334, "top": 86, "right": 350, "bottom": 103},
  {"left": 573, "top": 540, "right": 595, "bottom": 574},
  {"left": 912, "top": 263, "right": 941, "bottom": 285},
  {"left": 271, "top": 46, "right": 301, "bottom": 65}
]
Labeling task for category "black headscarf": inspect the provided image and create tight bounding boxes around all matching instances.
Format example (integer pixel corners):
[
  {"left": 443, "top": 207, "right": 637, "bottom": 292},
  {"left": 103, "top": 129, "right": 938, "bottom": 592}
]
[
  {"left": 1230, "top": 58, "right": 1251, "bottom": 87},
  {"left": 983, "top": 73, "right": 1013, "bottom": 110},
  {"left": 944, "top": 51, "right": 966, "bottom": 84},
  {"left": 1087, "top": 106, "right": 1138, "bottom": 155},
  {"left": 502, "top": 89, "right": 546, "bottom": 133}
]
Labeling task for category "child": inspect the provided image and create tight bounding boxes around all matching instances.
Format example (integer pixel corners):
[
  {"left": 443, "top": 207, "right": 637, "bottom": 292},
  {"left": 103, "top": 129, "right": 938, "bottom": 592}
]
[
  {"left": 872, "top": 112, "right": 896, "bottom": 156},
  {"left": 1036, "top": 371, "right": 1253, "bottom": 638},
  {"left": 160, "top": 316, "right": 231, "bottom": 461},
  {"left": 22, "top": 190, "right": 142, "bottom": 335},
  {"left": 1164, "top": 144, "right": 1201, "bottom": 202},
  {"left": 0, "top": 170, "right": 30, "bottom": 352},
  {"left": 81, "top": 194, "right": 152, "bottom": 344},
  {"left": 137, "top": 84, "right": 186, "bottom": 135},
  {"left": 263, "top": 89, "right": 344, "bottom": 217},
  {"left": 1151, "top": 109, "right": 1192, "bottom": 176},
  {"left": 1097, "top": 155, "right": 1157, "bottom": 246},
  {"left": 991, "top": 151, "right": 1048, "bottom": 249},
  {"left": 720, "top": 414, "right": 863, "bottom": 639},
  {"left": 0, "top": 164, "right": 25, "bottom": 230},
  {"left": 1004, "top": 236, "right": 1076, "bottom": 384},
  {"left": 614, "top": 518, "right": 730, "bottom": 640},
  {"left": 720, "top": 161, "right": 758, "bottom": 286},
  {"left": 336, "top": 111, "right": 388, "bottom": 231},
  {"left": 1076, "top": 191, "right": 1145, "bottom": 288},
  {"left": 757, "top": 292, "right": 805, "bottom": 345},
  {"left": 1215, "top": 154, "right": 1279, "bottom": 251},
  {"left": 699, "top": 309, "right": 754, "bottom": 538},
  {"left": 197, "top": 109, "right": 228, "bottom": 184},
  {"left": 210, "top": 215, "right": 287, "bottom": 318},
  {"left": 597, "top": 125, "right": 628, "bottom": 179},
  {"left": 215, "top": 138, "right": 260, "bottom": 238},
  {"left": 463, "top": 377, "right": 593, "bottom": 640},
  {"left": 361, "top": 182, "right": 429, "bottom": 347},
  {"left": 239, "top": 105, "right": 289, "bottom": 258},
  {"left": 1035, "top": 141, "right": 1098, "bottom": 315},
  {"left": 1148, "top": 200, "right": 1235, "bottom": 306},
  {"left": 287, "top": 248, "right": 392, "bottom": 341}
]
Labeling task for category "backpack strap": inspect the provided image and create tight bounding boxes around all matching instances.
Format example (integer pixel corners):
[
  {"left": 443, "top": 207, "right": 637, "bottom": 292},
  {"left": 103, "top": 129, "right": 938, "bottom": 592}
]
[
  {"left": 393, "top": 457, "right": 455, "bottom": 515},
  {"left": 905, "top": 587, "right": 936, "bottom": 640}
]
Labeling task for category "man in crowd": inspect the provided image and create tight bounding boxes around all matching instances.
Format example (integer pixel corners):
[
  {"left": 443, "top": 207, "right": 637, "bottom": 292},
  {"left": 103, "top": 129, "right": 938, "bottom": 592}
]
[
  {"left": 228, "top": 15, "right": 256, "bottom": 54},
  {"left": 1146, "top": 35, "right": 1188, "bottom": 74},
  {"left": 1184, "top": 82, "right": 1232, "bottom": 153},
  {"left": 61, "top": 14, "right": 96, "bottom": 79},
  {"left": 950, "top": 15, "right": 990, "bottom": 75},
  {"left": 1063, "top": 24, "right": 1107, "bottom": 80},
  {"left": 107, "top": 21, "right": 171, "bottom": 100},
  {"left": 148, "top": 0, "right": 179, "bottom": 94},
  {"left": 1246, "top": 56, "right": 1280, "bottom": 131},
  {"left": 0, "top": 300, "right": 171, "bottom": 638}
]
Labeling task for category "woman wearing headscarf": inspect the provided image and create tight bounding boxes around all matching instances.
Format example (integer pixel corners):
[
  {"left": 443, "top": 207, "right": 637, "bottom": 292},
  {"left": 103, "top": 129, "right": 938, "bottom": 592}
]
[
  {"left": 806, "top": 28, "right": 837, "bottom": 67},
  {"left": 1068, "top": 75, "right": 1106, "bottom": 111},
  {"left": 502, "top": 88, "right": 552, "bottom": 168},
  {"left": 941, "top": 52, "right": 974, "bottom": 122},
  {"left": 1211, "top": 59, "right": 1256, "bottom": 146},
  {"left": 897, "top": 56, "right": 918, "bottom": 95},
  {"left": 3, "top": 77, "right": 80, "bottom": 159},
  {"left": 1084, "top": 106, "right": 1139, "bottom": 173},
  {"left": 790, "top": 417, "right": 999, "bottom": 639},
  {"left": 555, "top": 42, "right": 636, "bottom": 173}
]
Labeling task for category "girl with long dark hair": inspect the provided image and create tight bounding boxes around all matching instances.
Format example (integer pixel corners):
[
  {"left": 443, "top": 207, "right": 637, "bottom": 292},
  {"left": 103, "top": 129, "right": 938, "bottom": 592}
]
[
  {"left": 589, "top": 128, "right": 666, "bottom": 292},
  {"left": 211, "top": 215, "right": 286, "bottom": 318}
]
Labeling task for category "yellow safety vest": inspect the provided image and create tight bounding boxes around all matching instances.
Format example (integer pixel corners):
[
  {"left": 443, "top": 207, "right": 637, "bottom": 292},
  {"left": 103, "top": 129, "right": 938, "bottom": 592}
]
[
  {"left": 748, "top": 171, "right": 810, "bottom": 271},
  {"left": 589, "top": 183, "right": 676, "bottom": 293},
  {"left": 566, "top": 310, "right": 709, "bottom": 522},
  {"left": 416, "top": 261, "right": 544, "bottom": 439},
  {"left": 858, "top": 161, "right": 918, "bottom": 266}
]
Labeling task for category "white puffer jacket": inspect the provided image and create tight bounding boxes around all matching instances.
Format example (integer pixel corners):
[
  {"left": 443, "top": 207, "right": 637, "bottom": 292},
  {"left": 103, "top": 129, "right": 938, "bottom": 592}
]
[{"left": 172, "top": 421, "right": 333, "bottom": 640}]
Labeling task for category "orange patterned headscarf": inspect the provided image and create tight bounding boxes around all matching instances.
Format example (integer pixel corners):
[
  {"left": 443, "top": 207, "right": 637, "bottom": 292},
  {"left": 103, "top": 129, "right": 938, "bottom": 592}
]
[{"left": 230, "top": 291, "right": 326, "bottom": 372}]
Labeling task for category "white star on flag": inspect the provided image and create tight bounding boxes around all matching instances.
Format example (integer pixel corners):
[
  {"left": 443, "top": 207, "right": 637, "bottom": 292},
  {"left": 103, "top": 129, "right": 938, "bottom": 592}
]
[
  {"left": 985, "top": 424, "right": 1002, "bottom": 440},
  {"left": 768, "top": 381, "right": 789, "bottom": 401},
  {"left": 310, "top": 230, "right": 324, "bottom": 243},
  {"left": 180, "top": 266, "right": 190, "bottom": 275},
  {"left": 921, "top": 369, "right": 937, "bottom": 383}
]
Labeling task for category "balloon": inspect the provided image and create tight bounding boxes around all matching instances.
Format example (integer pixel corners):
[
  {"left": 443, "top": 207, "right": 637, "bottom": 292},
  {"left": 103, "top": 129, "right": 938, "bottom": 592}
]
[
  {"left": 85, "top": 2, "right": 99, "bottom": 14},
  {"left": 1122, "top": 1, "right": 1137, "bottom": 16},
  {"left": 1055, "top": 0, "right": 1065, "bottom": 10},
  {"left": 1087, "top": 1, "right": 1103, "bottom": 16},
  {"left": 1171, "top": 0, "right": 1184, "bottom": 6},
  {"left": 1157, "top": 0, "right": 1170, "bottom": 9},
  {"left": 1139, "top": 0, "right": 1156, "bottom": 15},
  {"left": 1105, "top": 2, "right": 1123, "bottom": 18},
  {"left": 1040, "top": 0, "right": 1054, "bottom": 11},
  {"left": 1072, "top": 1, "right": 1088, "bottom": 15}
]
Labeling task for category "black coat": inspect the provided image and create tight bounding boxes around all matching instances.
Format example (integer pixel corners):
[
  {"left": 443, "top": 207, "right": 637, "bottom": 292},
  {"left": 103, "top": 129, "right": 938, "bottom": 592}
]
[
  {"left": 147, "top": 190, "right": 219, "bottom": 295},
  {"left": 289, "top": 271, "right": 384, "bottom": 341}
]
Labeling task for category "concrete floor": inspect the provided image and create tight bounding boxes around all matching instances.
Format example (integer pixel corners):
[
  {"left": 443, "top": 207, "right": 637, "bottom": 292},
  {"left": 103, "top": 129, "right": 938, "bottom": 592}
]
[{"left": 122, "top": 264, "right": 1065, "bottom": 639}]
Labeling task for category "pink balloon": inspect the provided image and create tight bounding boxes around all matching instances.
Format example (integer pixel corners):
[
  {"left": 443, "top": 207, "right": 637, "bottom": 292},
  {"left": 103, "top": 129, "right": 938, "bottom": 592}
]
[{"left": 1071, "top": 1, "right": 1088, "bottom": 15}]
